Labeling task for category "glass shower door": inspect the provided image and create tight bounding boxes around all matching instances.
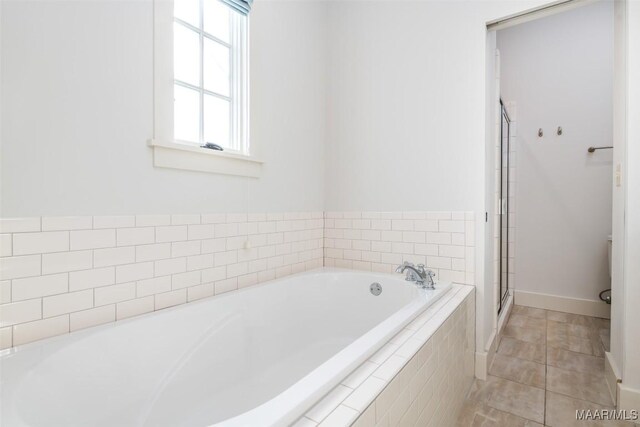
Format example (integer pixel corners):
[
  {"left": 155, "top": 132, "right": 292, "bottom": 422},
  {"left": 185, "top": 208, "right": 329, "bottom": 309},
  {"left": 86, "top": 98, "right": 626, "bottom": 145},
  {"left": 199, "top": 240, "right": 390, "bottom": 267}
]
[{"left": 498, "top": 101, "right": 510, "bottom": 314}]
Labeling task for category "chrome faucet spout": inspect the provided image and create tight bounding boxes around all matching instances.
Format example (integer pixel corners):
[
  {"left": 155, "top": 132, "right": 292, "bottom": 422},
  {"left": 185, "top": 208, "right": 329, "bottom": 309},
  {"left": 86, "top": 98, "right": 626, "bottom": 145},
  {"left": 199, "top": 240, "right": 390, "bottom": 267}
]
[
  {"left": 396, "top": 263, "right": 436, "bottom": 289},
  {"left": 395, "top": 261, "right": 411, "bottom": 273}
]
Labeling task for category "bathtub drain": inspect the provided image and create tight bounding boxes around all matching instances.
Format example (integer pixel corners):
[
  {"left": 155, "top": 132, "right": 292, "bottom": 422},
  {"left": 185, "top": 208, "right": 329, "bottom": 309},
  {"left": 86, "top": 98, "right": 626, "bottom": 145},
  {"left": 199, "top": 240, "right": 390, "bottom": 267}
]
[{"left": 370, "top": 282, "right": 382, "bottom": 296}]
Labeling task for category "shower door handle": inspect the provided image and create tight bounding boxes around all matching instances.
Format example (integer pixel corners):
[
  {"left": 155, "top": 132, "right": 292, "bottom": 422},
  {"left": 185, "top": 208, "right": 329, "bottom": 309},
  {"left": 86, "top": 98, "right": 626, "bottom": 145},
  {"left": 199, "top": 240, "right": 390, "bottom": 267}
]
[{"left": 499, "top": 198, "right": 507, "bottom": 215}]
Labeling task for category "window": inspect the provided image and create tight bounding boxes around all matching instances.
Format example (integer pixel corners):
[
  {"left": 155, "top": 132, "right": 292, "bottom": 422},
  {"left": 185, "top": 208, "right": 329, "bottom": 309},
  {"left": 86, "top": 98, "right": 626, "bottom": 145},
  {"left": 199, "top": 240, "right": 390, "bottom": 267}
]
[
  {"left": 150, "top": 0, "right": 260, "bottom": 177},
  {"left": 173, "top": 0, "right": 248, "bottom": 153}
]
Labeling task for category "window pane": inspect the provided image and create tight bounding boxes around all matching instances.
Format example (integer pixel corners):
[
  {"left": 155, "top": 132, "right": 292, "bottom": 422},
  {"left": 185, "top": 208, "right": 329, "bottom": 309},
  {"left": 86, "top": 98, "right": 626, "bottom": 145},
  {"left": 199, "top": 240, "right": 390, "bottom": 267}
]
[
  {"left": 203, "top": 0, "right": 230, "bottom": 43},
  {"left": 204, "top": 95, "right": 230, "bottom": 148},
  {"left": 203, "top": 38, "right": 230, "bottom": 96},
  {"left": 174, "top": 23, "right": 200, "bottom": 87},
  {"left": 174, "top": 85, "right": 200, "bottom": 143},
  {"left": 174, "top": 0, "right": 199, "bottom": 27}
]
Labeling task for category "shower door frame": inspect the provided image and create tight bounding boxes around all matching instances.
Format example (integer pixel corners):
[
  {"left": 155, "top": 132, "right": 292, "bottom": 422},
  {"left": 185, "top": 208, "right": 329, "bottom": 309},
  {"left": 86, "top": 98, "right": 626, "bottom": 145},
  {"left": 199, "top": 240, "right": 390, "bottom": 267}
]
[{"left": 498, "top": 100, "right": 510, "bottom": 315}]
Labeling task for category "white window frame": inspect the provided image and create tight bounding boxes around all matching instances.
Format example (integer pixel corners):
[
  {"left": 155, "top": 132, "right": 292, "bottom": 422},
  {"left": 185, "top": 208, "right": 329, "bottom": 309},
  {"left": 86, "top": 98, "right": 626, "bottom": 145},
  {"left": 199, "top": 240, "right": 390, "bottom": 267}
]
[{"left": 150, "top": 0, "right": 261, "bottom": 177}]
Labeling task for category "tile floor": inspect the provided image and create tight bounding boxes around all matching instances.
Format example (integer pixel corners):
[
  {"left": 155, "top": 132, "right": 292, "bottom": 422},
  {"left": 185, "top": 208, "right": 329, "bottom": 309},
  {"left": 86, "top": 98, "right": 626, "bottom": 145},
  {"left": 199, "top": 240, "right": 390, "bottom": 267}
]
[{"left": 456, "top": 305, "right": 634, "bottom": 426}]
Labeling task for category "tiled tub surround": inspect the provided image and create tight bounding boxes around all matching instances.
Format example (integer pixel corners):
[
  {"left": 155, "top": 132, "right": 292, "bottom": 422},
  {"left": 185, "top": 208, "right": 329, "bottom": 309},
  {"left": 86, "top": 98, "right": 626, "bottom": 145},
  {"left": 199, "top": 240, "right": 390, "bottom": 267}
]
[
  {"left": 324, "top": 212, "right": 475, "bottom": 285},
  {"left": 0, "top": 213, "right": 323, "bottom": 349},
  {"left": 295, "top": 285, "right": 475, "bottom": 427}
]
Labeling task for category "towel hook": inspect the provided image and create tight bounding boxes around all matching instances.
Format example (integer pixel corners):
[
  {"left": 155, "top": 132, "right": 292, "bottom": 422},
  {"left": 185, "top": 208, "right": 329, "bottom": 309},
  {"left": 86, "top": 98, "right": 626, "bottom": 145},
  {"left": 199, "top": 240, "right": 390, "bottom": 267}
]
[{"left": 588, "top": 146, "right": 613, "bottom": 153}]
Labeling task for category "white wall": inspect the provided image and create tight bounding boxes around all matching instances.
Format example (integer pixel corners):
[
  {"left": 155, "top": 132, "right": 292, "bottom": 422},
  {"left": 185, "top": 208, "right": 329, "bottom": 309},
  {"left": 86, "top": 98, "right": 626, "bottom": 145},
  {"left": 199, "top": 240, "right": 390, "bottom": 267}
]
[
  {"left": 323, "top": 0, "right": 563, "bottom": 365},
  {"left": 0, "top": 0, "right": 326, "bottom": 217},
  {"left": 497, "top": 1, "right": 614, "bottom": 303},
  {"left": 325, "top": 1, "right": 482, "bottom": 212}
]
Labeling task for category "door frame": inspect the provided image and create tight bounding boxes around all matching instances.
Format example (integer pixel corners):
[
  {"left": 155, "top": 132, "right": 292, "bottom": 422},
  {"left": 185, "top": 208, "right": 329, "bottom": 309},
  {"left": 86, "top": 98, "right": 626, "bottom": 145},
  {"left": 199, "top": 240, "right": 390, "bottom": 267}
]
[{"left": 481, "top": 1, "right": 629, "bottom": 403}]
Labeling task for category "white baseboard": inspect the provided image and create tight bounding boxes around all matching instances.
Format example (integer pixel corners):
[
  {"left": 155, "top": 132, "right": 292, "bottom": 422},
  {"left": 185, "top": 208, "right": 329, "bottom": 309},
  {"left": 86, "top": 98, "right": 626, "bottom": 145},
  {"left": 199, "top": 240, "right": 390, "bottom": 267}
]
[
  {"left": 605, "top": 351, "right": 622, "bottom": 405},
  {"left": 476, "top": 329, "right": 500, "bottom": 381},
  {"left": 514, "top": 290, "right": 611, "bottom": 318},
  {"left": 475, "top": 351, "right": 488, "bottom": 380},
  {"left": 618, "top": 384, "right": 640, "bottom": 424}
]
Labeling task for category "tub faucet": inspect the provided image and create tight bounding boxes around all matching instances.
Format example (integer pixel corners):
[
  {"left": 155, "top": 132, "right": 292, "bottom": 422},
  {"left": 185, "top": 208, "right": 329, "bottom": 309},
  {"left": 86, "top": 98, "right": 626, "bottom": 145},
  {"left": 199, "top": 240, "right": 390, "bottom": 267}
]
[{"left": 395, "top": 262, "right": 436, "bottom": 289}]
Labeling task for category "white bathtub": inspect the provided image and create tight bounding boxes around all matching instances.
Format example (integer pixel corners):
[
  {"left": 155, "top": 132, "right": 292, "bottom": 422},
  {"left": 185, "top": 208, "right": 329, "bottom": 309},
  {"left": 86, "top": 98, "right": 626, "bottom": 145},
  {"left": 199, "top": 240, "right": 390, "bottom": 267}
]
[{"left": 0, "top": 268, "right": 451, "bottom": 427}]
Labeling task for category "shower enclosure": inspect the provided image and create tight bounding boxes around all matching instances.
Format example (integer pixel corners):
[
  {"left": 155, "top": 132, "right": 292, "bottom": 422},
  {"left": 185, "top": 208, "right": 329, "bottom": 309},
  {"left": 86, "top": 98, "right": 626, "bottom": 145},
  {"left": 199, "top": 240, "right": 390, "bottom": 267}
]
[{"left": 498, "top": 100, "right": 510, "bottom": 314}]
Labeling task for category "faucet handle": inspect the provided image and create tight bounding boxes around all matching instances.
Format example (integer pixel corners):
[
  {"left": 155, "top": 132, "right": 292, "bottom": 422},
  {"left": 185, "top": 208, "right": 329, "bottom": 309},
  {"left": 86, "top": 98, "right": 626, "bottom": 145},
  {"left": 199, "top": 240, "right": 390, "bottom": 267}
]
[{"left": 423, "top": 269, "right": 436, "bottom": 289}]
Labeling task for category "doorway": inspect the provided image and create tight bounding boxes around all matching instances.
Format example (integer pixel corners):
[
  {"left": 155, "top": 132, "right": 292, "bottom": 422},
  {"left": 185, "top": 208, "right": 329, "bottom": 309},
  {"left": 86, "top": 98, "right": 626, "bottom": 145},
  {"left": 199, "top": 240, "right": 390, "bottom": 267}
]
[
  {"left": 478, "top": 0, "right": 636, "bottom": 415},
  {"left": 496, "top": 0, "right": 613, "bottom": 318}
]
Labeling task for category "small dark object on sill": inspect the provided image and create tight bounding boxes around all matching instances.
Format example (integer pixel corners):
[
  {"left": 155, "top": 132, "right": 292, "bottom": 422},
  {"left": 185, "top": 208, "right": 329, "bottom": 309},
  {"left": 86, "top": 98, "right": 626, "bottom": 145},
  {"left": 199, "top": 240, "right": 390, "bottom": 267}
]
[{"left": 201, "top": 142, "right": 224, "bottom": 151}]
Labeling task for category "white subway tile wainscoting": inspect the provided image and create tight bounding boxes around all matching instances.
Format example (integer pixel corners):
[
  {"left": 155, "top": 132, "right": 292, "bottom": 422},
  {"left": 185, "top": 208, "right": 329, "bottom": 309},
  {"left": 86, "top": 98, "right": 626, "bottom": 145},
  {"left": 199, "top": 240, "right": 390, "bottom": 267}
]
[
  {"left": 0, "top": 213, "right": 324, "bottom": 349},
  {"left": 0, "top": 211, "right": 475, "bottom": 350},
  {"left": 324, "top": 212, "right": 475, "bottom": 285}
]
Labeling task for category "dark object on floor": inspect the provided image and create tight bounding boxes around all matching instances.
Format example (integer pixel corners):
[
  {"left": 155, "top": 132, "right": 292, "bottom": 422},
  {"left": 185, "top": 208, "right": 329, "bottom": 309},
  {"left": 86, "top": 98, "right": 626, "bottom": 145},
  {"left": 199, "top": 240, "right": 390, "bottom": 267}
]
[{"left": 599, "top": 289, "right": 611, "bottom": 304}]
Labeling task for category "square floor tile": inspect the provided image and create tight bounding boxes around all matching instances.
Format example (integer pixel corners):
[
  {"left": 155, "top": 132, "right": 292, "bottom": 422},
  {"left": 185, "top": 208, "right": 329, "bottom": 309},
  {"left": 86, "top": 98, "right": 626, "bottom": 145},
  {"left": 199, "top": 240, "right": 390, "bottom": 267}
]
[
  {"left": 512, "top": 305, "right": 547, "bottom": 319},
  {"left": 599, "top": 329, "right": 610, "bottom": 352},
  {"left": 456, "top": 399, "right": 543, "bottom": 427},
  {"left": 497, "top": 336, "right": 546, "bottom": 364},
  {"left": 546, "top": 311, "right": 593, "bottom": 326},
  {"left": 468, "top": 376, "right": 545, "bottom": 424},
  {"left": 547, "top": 319, "right": 597, "bottom": 339},
  {"left": 489, "top": 353, "right": 545, "bottom": 388},
  {"left": 547, "top": 347, "right": 604, "bottom": 375},
  {"left": 545, "top": 391, "right": 634, "bottom": 427},
  {"left": 503, "top": 324, "right": 546, "bottom": 344},
  {"left": 458, "top": 309, "right": 614, "bottom": 427},
  {"left": 508, "top": 314, "right": 546, "bottom": 332},
  {"left": 547, "top": 331, "right": 596, "bottom": 355},
  {"left": 546, "top": 366, "right": 613, "bottom": 406}
]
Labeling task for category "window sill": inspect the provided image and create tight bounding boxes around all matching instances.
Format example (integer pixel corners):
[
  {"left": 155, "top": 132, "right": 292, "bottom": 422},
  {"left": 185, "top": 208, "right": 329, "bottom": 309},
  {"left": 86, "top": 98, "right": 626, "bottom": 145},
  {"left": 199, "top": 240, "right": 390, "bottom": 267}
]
[{"left": 148, "top": 139, "right": 263, "bottom": 178}]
